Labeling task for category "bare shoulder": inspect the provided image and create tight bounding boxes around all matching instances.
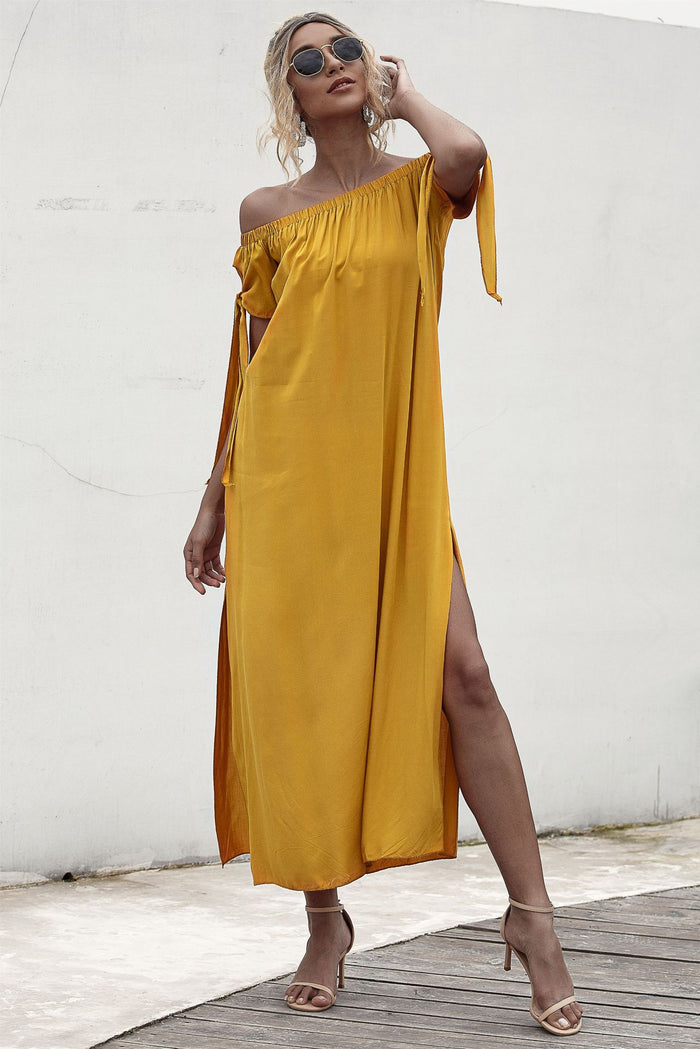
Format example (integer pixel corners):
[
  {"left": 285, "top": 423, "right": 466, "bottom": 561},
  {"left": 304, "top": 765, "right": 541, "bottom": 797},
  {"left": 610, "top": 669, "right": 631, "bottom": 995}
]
[
  {"left": 239, "top": 154, "right": 421, "bottom": 235},
  {"left": 239, "top": 185, "right": 291, "bottom": 235},
  {"left": 380, "top": 153, "right": 419, "bottom": 172}
]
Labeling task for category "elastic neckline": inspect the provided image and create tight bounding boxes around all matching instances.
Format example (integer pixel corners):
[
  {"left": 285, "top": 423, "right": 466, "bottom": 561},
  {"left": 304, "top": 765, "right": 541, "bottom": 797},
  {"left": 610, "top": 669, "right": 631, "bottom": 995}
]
[{"left": 240, "top": 154, "right": 429, "bottom": 246}]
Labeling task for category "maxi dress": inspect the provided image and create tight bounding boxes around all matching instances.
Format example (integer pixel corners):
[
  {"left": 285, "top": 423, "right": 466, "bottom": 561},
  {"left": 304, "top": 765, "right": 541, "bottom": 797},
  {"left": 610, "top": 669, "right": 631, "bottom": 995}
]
[{"left": 209, "top": 152, "right": 501, "bottom": 891}]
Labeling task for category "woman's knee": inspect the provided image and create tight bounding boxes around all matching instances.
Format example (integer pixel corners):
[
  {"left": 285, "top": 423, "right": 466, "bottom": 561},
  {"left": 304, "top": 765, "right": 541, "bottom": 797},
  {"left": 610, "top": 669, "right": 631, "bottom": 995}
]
[
  {"left": 444, "top": 552, "right": 499, "bottom": 712},
  {"left": 443, "top": 652, "right": 498, "bottom": 712}
]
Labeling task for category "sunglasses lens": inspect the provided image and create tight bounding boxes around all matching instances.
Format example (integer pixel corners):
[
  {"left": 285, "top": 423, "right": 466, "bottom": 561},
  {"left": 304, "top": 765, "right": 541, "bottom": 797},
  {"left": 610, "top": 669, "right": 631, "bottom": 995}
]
[
  {"left": 293, "top": 48, "right": 324, "bottom": 76},
  {"left": 334, "top": 37, "right": 363, "bottom": 62},
  {"left": 291, "top": 37, "right": 363, "bottom": 75}
]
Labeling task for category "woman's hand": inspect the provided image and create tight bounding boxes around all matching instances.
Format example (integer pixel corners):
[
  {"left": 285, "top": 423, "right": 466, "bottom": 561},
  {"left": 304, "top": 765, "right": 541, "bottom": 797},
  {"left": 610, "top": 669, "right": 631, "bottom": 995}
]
[
  {"left": 379, "top": 54, "right": 419, "bottom": 121},
  {"left": 184, "top": 507, "right": 226, "bottom": 595},
  {"left": 377, "top": 56, "right": 487, "bottom": 204}
]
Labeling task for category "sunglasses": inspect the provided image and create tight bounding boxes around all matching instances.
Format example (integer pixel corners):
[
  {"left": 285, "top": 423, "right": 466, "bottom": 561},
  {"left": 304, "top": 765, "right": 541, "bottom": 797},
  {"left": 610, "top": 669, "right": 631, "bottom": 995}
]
[{"left": 289, "top": 36, "right": 364, "bottom": 77}]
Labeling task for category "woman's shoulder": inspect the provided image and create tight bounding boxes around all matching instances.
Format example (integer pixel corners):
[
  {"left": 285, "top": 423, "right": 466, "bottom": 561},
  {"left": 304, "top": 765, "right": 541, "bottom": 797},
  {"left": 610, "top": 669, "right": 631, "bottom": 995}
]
[
  {"left": 372, "top": 152, "right": 416, "bottom": 172},
  {"left": 239, "top": 154, "right": 423, "bottom": 236},
  {"left": 239, "top": 185, "right": 290, "bottom": 236}
]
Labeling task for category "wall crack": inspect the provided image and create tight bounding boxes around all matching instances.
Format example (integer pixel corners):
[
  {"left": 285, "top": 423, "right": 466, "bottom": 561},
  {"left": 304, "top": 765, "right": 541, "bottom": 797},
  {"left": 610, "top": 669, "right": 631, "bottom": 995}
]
[
  {"left": 1, "top": 433, "right": 203, "bottom": 497},
  {"left": 0, "top": 0, "right": 42, "bottom": 110}
]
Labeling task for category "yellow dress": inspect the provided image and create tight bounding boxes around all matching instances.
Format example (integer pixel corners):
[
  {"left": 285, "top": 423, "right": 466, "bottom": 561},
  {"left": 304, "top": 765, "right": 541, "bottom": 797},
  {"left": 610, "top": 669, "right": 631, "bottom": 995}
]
[{"left": 210, "top": 152, "right": 500, "bottom": 890}]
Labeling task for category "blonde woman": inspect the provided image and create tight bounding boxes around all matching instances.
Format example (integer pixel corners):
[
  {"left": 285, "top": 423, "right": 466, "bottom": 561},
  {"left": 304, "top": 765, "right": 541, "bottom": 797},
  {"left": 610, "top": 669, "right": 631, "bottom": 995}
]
[{"left": 183, "top": 10, "right": 582, "bottom": 1036}]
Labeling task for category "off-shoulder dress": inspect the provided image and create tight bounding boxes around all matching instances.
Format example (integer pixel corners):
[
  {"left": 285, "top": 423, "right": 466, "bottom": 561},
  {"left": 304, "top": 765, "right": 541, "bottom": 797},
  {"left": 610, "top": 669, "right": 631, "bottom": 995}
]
[{"left": 209, "top": 152, "right": 500, "bottom": 890}]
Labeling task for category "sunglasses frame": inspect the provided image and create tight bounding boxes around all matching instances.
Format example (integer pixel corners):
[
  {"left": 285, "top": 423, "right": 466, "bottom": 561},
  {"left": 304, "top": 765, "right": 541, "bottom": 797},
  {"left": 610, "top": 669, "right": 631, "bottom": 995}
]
[{"left": 288, "top": 37, "right": 365, "bottom": 78}]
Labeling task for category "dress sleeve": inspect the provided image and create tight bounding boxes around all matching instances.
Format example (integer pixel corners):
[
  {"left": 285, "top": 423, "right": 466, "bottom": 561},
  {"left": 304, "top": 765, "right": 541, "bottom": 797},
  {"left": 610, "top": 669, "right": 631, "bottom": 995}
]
[
  {"left": 207, "top": 238, "right": 278, "bottom": 480},
  {"left": 233, "top": 237, "right": 278, "bottom": 319},
  {"left": 423, "top": 154, "right": 502, "bottom": 305},
  {"left": 472, "top": 156, "right": 501, "bottom": 303}
]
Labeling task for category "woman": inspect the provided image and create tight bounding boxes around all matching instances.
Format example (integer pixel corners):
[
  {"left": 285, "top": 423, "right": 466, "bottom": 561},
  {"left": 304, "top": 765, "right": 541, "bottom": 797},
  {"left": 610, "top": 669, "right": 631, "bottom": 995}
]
[{"left": 183, "top": 11, "right": 583, "bottom": 1036}]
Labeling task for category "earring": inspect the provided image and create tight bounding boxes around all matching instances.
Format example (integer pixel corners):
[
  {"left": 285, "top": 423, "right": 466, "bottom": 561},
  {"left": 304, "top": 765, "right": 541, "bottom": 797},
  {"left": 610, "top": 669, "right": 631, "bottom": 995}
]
[
  {"left": 293, "top": 115, "right": 307, "bottom": 167},
  {"left": 362, "top": 104, "right": 373, "bottom": 125}
]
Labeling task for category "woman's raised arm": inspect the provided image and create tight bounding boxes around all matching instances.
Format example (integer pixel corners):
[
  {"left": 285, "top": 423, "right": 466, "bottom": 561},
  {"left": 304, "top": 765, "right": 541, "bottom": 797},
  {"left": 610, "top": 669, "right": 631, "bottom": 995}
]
[{"left": 381, "top": 54, "right": 487, "bottom": 206}]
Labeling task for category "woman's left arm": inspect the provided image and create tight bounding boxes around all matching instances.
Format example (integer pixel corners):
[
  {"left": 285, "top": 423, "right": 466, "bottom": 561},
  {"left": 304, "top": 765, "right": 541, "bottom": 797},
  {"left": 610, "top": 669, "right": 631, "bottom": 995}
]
[{"left": 381, "top": 55, "right": 487, "bottom": 202}]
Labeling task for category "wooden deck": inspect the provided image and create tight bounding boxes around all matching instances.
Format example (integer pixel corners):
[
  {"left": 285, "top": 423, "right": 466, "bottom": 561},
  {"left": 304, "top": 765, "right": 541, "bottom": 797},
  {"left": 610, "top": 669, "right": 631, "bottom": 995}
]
[{"left": 98, "top": 885, "right": 699, "bottom": 1048}]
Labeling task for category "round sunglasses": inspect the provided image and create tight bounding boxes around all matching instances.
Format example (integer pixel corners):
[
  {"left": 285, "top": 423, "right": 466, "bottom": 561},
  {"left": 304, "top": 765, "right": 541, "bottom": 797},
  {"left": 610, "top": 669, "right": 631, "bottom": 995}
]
[{"left": 288, "top": 36, "right": 364, "bottom": 77}]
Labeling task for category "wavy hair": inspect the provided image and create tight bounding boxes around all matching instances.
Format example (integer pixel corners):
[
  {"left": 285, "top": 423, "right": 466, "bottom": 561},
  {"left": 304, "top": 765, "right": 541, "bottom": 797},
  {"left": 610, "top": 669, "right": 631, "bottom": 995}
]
[{"left": 258, "top": 11, "right": 394, "bottom": 179}]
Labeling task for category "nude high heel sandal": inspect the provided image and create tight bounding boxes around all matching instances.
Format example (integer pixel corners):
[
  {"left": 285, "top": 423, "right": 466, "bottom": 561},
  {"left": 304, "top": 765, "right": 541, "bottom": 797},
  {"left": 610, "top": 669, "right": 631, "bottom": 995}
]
[
  {"left": 285, "top": 902, "right": 355, "bottom": 1013},
  {"left": 500, "top": 898, "right": 582, "bottom": 1035}
]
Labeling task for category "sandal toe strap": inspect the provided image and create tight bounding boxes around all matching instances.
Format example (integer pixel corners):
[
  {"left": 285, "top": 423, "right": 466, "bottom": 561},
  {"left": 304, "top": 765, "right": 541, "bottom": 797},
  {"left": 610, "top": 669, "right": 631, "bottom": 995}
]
[
  {"left": 286, "top": 981, "right": 336, "bottom": 1002},
  {"left": 535, "top": 995, "right": 577, "bottom": 1023}
]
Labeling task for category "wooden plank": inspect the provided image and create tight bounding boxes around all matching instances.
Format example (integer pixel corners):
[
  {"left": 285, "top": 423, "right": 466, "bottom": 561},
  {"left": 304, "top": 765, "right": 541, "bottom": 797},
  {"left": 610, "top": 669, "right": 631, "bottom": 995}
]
[
  {"left": 194, "top": 990, "right": 700, "bottom": 1038},
  {"left": 361, "top": 923, "right": 700, "bottom": 960},
  {"left": 228, "top": 976, "right": 700, "bottom": 1025},
  {"left": 102, "top": 1009, "right": 697, "bottom": 1049},
  {"left": 442, "top": 924, "right": 698, "bottom": 961},
  {"left": 467, "top": 901, "right": 700, "bottom": 926},
  {"left": 521, "top": 910, "right": 700, "bottom": 936},
  {"left": 116, "top": 1012, "right": 687, "bottom": 1049},
  {"left": 645, "top": 887, "right": 700, "bottom": 903},
  {"left": 100, "top": 1027, "right": 544, "bottom": 1049},
  {"left": 461, "top": 910, "right": 700, "bottom": 933},
  {"left": 351, "top": 946, "right": 700, "bottom": 996},
  {"left": 340, "top": 965, "right": 700, "bottom": 1017},
  {"left": 96, "top": 1013, "right": 566, "bottom": 1049},
  {"left": 308, "top": 965, "right": 700, "bottom": 1014},
  {"left": 98, "top": 992, "right": 637, "bottom": 1049},
  {"left": 195, "top": 1006, "right": 698, "bottom": 1047},
  {"left": 351, "top": 932, "right": 700, "bottom": 975},
  {"left": 572, "top": 900, "right": 700, "bottom": 921},
  {"left": 553, "top": 896, "right": 700, "bottom": 920},
  {"left": 95, "top": 1038, "right": 294, "bottom": 1049},
  {"left": 556, "top": 916, "right": 700, "bottom": 946}
]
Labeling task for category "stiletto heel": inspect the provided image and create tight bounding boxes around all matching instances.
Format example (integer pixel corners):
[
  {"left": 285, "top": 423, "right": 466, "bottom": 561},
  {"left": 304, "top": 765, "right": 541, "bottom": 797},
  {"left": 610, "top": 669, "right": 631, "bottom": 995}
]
[
  {"left": 500, "top": 897, "right": 582, "bottom": 1036},
  {"left": 285, "top": 902, "right": 355, "bottom": 1013}
]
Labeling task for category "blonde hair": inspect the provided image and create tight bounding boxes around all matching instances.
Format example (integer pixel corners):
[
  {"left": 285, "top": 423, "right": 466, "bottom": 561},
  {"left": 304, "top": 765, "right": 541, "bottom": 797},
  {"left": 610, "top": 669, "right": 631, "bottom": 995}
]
[{"left": 258, "top": 11, "right": 394, "bottom": 179}]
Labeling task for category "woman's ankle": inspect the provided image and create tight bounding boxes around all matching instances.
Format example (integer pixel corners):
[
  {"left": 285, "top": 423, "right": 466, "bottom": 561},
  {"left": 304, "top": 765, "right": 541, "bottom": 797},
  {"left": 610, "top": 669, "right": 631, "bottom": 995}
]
[{"left": 304, "top": 888, "right": 340, "bottom": 909}]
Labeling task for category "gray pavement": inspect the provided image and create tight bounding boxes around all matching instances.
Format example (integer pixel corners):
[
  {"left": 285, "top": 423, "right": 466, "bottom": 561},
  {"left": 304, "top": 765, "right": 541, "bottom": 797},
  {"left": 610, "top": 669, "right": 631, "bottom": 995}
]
[{"left": 1, "top": 818, "right": 698, "bottom": 1049}]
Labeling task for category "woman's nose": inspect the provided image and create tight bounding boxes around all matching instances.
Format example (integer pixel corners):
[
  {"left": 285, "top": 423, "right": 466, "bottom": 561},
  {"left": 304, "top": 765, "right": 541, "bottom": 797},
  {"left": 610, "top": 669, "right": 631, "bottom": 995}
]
[{"left": 324, "top": 47, "right": 343, "bottom": 75}]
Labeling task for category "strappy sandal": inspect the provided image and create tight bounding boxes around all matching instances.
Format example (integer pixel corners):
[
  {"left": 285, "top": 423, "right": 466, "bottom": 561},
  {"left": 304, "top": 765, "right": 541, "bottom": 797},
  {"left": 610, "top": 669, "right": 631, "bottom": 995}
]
[
  {"left": 500, "top": 898, "right": 583, "bottom": 1035},
  {"left": 285, "top": 902, "right": 355, "bottom": 1013}
]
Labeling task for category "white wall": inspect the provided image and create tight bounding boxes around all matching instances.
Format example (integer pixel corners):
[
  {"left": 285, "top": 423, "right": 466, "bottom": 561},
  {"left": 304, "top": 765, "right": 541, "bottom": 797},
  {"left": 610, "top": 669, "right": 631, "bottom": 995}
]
[
  {"left": 1, "top": 0, "right": 698, "bottom": 883},
  {"left": 482, "top": 0, "right": 700, "bottom": 28}
]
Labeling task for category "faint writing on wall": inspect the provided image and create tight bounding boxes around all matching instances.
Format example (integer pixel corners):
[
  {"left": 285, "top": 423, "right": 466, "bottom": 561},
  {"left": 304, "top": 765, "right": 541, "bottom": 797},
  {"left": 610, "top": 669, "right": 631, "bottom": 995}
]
[{"left": 36, "top": 199, "right": 217, "bottom": 212}]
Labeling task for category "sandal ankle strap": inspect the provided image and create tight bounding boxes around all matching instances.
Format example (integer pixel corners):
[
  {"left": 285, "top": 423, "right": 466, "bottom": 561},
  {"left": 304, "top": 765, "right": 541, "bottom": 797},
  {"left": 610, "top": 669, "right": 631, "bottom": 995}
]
[
  {"left": 508, "top": 897, "right": 554, "bottom": 913},
  {"left": 305, "top": 903, "right": 344, "bottom": 913}
]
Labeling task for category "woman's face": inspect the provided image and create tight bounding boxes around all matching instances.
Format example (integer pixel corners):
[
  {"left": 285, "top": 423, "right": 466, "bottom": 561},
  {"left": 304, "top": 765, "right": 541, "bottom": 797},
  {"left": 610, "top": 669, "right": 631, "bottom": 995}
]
[{"left": 286, "top": 22, "right": 367, "bottom": 127}]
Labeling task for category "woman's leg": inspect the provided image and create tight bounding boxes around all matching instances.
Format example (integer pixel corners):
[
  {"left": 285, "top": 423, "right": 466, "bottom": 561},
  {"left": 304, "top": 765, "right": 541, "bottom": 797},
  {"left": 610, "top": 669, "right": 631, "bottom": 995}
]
[
  {"left": 442, "top": 551, "right": 583, "bottom": 1031},
  {"left": 283, "top": 888, "right": 354, "bottom": 1007}
]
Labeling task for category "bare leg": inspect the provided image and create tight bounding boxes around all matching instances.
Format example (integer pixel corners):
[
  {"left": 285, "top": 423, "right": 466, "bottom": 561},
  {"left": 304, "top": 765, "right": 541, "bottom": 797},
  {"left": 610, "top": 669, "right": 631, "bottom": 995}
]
[
  {"left": 283, "top": 887, "right": 353, "bottom": 1008},
  {"left": 442, "top": 551, "right": 583, "bottom": 1031}
]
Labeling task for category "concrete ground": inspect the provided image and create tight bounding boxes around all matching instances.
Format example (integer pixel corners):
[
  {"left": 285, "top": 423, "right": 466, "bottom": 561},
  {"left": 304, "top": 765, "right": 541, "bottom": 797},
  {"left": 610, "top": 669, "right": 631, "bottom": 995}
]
[{"left": 2, "top": 818, "right": 699, "bottom": 1049}]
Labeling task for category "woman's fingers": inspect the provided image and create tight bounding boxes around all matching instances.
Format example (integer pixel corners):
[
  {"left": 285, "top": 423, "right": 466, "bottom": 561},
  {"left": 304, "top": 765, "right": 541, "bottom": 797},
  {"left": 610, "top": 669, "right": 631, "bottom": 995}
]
[
  {"left": 184, "top": 538, "right": 206, "bottom": 594},
  {"left": 199, "top": 560, "right": 224, "bottom": 588},
  {"left": 185, "top": 536, "right": 215, "bottom": 594},
  {"left": 377, "top": 55, "right": 415, "bottom": 118},
  {"left": 184, "top": 511, "right": 226, "bottom": 595},
  {"left": 209, "top": 556, "right": 226, "bottom": 580},
  {"left": 186, "top": 565, "right": 206, "bottom": 595},
  {"left": 184, "top": 547, "right": 226, "bottom": 594}
]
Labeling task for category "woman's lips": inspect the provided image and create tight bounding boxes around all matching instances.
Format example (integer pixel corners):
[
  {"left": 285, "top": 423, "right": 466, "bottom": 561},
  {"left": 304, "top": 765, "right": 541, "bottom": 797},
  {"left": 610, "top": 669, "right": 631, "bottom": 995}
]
[{"left": 328, "top": 78, "right": 354, "bottom": 93}]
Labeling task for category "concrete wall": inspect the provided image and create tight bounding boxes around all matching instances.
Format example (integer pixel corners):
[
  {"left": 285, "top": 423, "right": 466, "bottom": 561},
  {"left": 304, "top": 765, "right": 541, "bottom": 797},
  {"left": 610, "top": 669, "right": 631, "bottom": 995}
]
[{"left": 1, "top": 1, "right": 698, "bottom": 883}]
